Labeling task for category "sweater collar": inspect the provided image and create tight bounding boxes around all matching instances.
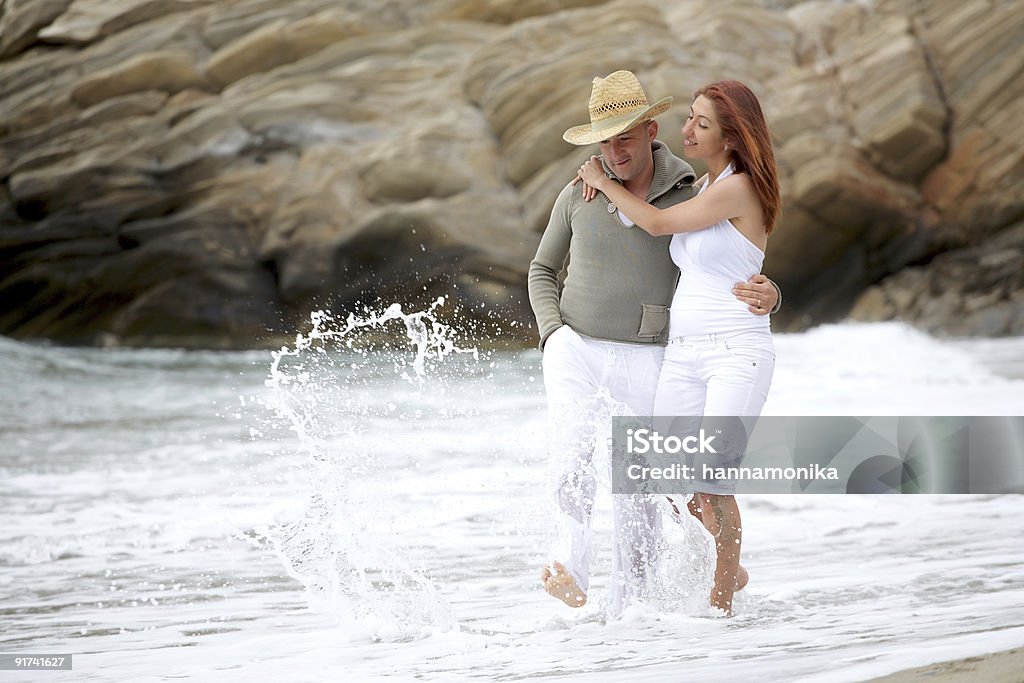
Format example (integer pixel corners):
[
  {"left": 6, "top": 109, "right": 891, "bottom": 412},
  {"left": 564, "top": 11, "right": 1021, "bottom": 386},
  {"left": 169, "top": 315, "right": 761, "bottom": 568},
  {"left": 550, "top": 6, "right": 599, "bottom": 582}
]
[{"left": 648, "top": 140, "right": 697, "bottom": 201}]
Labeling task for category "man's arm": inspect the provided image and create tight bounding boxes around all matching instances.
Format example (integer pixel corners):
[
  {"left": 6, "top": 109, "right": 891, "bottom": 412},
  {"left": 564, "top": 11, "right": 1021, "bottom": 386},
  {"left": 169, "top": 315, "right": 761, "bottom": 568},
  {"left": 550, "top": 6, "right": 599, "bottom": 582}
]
[
  {"left": 733, "top": 274, "right": 781, "bottom": 314},
  {"left": 528, "top": 184, "right": 574, "bottom": 348}
]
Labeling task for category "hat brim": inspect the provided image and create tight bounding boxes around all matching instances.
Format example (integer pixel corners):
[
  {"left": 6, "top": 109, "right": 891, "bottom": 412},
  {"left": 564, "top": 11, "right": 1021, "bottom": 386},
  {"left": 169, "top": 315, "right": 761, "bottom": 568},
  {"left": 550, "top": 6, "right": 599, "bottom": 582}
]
[{"left": 562, "top": 96, "right": 673, "bottom": 146}]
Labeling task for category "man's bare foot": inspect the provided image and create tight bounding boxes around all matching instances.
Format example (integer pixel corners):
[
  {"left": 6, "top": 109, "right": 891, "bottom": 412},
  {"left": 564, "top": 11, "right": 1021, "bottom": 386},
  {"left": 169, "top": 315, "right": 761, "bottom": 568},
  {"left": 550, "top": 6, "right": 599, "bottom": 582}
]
[
  {"left": 541, "top": 561, "right": 587, "bottom": 607},
  {"left": 665, "top": 496, "right": 704, "bottom": 526}
]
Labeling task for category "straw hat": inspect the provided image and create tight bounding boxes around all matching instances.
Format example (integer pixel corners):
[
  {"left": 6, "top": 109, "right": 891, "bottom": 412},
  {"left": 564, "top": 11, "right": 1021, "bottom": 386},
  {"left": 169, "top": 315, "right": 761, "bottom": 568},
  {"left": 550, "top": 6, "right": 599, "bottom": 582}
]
[{"left": 562, "top": 70, "right": 673, "bottom": 146}]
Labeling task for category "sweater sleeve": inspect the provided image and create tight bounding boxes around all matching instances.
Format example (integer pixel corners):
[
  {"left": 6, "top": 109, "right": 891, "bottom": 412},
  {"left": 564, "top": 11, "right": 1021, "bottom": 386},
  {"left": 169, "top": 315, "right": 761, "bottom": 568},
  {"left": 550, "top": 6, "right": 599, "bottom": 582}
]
[
  {"left": 768, "top": 279, "right": 782, "bottom": 314},
  {"left": 528, "top": 184, "right": 574, "bottom": 349}
]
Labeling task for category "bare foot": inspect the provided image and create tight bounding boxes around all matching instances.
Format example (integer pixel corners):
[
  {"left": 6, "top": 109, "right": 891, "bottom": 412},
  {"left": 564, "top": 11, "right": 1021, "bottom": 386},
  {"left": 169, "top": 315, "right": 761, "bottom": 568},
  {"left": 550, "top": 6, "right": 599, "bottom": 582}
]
[
  {"left": 709, "top": 565, "right": 748, "bottom": 616},
  {"left": 709, "top": 584, "right": 734, "bottom": 616},
  {"left": 735, "top": 564, "right": 749, "bottom": 592},
  {"left": 541, "top": 561, "right": 587, "bottom": 607},
  {"left": 665, "top": 495, "right": 703, "bottom": 526}
]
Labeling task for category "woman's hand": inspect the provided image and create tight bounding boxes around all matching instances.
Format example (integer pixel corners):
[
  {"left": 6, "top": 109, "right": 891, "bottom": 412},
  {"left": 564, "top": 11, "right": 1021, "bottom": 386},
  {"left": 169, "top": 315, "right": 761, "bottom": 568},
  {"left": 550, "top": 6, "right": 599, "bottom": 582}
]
[
  {"left": 570, "top": 156, "right": 608, "bottom": 202},
  {"left": 570, "top": 175, "right": 600, "bottom": 202},
  {"left": 578, "top": 156, "right": 608, "bottom": 192}
]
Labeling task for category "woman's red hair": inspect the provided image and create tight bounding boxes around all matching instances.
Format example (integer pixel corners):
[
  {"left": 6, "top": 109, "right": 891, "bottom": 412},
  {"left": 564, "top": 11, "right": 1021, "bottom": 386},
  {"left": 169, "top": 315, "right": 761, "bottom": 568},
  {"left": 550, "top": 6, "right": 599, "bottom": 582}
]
[{"left": 694, "top": 81, "right": 781, "bottom": 234}]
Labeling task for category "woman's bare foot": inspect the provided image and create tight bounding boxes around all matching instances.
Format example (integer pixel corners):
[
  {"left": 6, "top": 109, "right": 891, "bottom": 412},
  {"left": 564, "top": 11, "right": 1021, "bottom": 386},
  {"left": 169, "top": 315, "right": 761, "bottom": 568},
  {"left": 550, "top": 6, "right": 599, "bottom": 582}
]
[
  {"left": 541, "top": 561, "right": 587, "bottom": 607},
  {"left": 735, "top": 564, "right": 749, "bottom": 592},
  {"left": 709, "top": 565, "right": 748, "bottom": 616}
]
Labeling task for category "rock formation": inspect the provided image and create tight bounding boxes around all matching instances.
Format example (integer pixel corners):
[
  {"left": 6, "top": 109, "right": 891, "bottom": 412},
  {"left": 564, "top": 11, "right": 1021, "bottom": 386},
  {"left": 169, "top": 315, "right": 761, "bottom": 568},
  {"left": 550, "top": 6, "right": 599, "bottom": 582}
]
[{"left": 1, "top": 0, "right": 1021, "bottom": 347}]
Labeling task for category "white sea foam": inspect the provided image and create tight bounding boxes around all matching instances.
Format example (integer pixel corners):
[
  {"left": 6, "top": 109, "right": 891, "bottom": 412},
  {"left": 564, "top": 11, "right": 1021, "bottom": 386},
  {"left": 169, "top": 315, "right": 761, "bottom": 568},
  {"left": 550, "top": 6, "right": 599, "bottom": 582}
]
[{"left": 0, "top": 322, "right": 1022, "bottom": 682}]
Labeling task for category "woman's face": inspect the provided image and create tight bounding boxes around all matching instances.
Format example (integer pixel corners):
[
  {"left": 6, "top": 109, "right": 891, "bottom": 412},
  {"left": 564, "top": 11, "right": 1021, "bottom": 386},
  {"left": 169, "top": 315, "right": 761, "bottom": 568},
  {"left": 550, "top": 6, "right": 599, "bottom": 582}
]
[{"left": 680, "top": 95, "right": 726, "bottom": 161}]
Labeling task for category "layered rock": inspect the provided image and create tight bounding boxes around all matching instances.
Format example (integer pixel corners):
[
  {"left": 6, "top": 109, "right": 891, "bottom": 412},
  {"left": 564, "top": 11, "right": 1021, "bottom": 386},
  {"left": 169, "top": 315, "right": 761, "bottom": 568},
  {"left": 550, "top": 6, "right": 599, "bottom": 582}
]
[
  {"left": 850, "top": 220, "right": 1024, "bottom": 337},
  {"left": 0, "top": 0, "right": 1021, "bottom": 347}
]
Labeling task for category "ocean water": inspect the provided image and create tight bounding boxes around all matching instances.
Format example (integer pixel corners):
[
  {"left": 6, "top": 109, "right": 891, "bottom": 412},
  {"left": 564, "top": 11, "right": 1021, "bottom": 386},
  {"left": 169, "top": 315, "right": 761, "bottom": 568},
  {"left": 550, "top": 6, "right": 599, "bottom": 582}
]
[{"left": 2, "top": 315, "right": 1024, "bottom": 682}]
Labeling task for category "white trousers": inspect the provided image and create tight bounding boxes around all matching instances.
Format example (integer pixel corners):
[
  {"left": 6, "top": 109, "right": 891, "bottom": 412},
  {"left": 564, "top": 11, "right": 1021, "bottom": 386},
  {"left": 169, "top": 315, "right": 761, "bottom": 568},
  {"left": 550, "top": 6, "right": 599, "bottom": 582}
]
[
  {"left": 653, "top": 329, "right": 775, "bottom": 494},
  {"left": 541, "top": 325, "right": 665, "bottom": 615}
]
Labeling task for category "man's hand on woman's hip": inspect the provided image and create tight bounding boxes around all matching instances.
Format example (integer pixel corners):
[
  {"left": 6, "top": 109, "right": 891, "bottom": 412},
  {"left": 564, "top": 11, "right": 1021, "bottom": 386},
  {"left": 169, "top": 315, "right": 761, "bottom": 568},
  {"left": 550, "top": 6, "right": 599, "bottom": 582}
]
[{"left": 732, "top": 274, "right": 781, "bottom": 315}]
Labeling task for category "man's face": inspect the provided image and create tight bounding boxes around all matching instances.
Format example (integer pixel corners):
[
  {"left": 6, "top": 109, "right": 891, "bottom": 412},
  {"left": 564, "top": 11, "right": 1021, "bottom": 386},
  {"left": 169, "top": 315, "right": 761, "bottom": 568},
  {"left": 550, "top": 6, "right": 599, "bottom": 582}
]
[{"left": 598, "top": 120, "right": 657, "bottom": 184}]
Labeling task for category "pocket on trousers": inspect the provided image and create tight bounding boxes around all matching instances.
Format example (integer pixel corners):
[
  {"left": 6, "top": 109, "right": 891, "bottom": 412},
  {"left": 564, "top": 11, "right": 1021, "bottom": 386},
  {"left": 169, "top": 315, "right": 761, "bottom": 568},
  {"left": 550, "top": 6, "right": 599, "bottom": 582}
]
[
  {"left": 637, "top": 304, "right": 668, "bottom": 338},
  {"left": 723, "top": 338, "right": 775, "bottom": 369},
  {"left": 542, "top": 324, "right": 571, "bottom": 352}
]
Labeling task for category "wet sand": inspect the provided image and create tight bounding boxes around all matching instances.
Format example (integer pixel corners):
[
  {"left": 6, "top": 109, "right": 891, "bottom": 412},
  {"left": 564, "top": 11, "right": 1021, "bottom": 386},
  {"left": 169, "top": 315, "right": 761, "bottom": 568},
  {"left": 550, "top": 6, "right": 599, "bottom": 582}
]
[{"left": 863, "top": 646, "right": 1024, "bottom": 682}]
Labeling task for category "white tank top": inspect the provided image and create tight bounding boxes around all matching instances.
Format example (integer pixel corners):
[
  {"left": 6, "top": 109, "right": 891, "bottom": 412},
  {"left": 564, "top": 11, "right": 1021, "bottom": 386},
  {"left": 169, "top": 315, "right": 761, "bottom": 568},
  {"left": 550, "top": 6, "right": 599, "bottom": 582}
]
[{"left": 667, "top": 162, "right": 770, "bottom": 337}]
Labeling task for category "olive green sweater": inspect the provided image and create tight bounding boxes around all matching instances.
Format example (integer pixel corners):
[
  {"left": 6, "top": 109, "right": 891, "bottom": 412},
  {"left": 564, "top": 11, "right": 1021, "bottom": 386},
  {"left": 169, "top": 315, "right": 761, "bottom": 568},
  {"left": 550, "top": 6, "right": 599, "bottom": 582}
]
[{"left": 528, "top": 141, "right": 697, "bottom": 348}]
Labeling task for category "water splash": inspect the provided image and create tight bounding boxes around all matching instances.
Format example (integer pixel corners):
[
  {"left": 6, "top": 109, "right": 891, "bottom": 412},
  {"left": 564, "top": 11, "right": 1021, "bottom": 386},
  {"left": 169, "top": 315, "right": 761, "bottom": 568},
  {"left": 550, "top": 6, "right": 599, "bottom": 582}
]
[
  {"left": 544, "top": 389, "right": 717, "bottom": 616},
  {"left": 260, "top": 298, "right": 478, "bottom": 639}
]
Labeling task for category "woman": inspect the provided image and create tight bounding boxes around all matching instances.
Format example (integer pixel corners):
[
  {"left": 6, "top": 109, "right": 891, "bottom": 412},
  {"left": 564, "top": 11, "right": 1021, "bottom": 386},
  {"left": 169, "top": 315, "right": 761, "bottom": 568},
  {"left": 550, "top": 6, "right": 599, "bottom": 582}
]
[{"left": 578, "top": 80, "right": 780, "bottom": 615}]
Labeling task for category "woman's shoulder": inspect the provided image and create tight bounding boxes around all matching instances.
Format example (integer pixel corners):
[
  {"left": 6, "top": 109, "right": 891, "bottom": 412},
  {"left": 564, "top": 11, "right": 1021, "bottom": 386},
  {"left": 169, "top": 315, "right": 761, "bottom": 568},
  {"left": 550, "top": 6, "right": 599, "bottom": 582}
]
[
  {"left": 717, "top": 172, "right": 766, "bottom": 235},
  {"left": 720, "top": 170, "right": 754, "bottom": 190},
  {"left": 715, "top": 171, "right": 759, "bottom": 204}
]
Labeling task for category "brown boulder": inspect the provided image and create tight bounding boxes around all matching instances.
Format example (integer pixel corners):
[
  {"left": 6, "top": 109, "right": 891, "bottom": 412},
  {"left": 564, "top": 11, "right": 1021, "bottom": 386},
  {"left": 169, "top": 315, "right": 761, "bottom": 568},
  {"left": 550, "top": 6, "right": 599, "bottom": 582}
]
[
  {"left": 70, "top": 51, "right": 211, "bottom": 108},
  {"left": 0, "top": 0, "right": 72, "bottom": 58},
  {"left": 38, "top": 0, "right": 212, "bottom": 45},
  {"left": 1, "top": 0, "right": 1023, "bottom": 347},
  {"left": 850, "top": 221, "right": 1024, "bottom": 337},
  {"left": 204, "top": 11, "right": 368, "bottom": 87},
  {"left": 916, "top": 0, "right": 1024, "bottom": 238}
]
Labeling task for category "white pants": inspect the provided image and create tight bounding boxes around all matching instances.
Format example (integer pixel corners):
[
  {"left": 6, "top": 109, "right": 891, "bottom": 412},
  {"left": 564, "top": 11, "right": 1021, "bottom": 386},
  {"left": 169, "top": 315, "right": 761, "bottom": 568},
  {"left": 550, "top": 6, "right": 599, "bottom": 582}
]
[
  {"left": 541, "top": 325, "right": 665, "bottom": 615},
  {"left": 653, "top": 329, "right": 775, "bottom": 494}
]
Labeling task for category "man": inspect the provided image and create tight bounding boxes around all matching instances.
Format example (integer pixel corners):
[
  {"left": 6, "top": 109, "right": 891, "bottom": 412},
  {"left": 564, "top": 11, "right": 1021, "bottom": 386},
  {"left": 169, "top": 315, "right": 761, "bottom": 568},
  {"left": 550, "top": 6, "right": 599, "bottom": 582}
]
[{"left": 528, "top": 70, "right": 778, "bottom": 615}]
